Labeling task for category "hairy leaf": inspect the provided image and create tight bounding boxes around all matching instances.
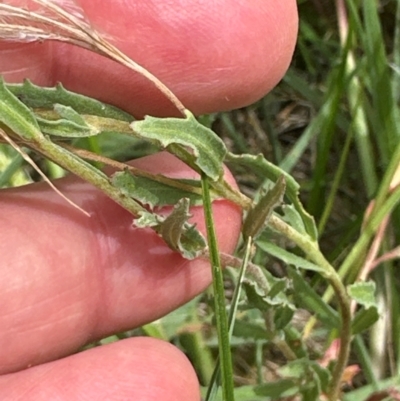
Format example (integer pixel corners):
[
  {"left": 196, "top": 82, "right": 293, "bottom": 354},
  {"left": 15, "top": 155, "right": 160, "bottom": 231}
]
[
  {"left": 131, "top": 110, "right": 226, "bottom": 181},
  {"left": 111, "top": 170, "right": 203, "bottom": 209},
  {"left": 347, "top": 281, "right": 377, "bottom": 309},
  {"left": 243, "top": 276, "right": 292, "bottom": 311},
  {"left": 6, "top": 79, "right": 133, "bottom": 121},
  {"left": 0, "top": 77, "right": 42, "bottom": 140},
  {"left": 281, "top": 204, "right": 307, "bottom": 235},
  {"left": 226, "top": 152, "right": 317, "bottom": 240},
  {"left": 35, "top": 106, "right": 98, "bottom": 137},
  {"left": 348, "top": 281, "right": 379, "bottom": 334},
  {"left": 134, "top": 199, "right": 206, "bottom": 259},
  {"left": 243, "top": 175, "right": 286, "bottom": 240}
]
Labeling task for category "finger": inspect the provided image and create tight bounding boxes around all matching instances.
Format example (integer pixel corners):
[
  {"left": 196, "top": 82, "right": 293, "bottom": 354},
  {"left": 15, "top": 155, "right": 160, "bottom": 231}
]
[
  {"left": 0, "top": 337, "right": 201, "bottom": 401},
  {"left": 1, "top": 0, "right": 298, "bottom": 116},
  {"left": 0, "top": 152, "right": 242, "bottom": 374}
]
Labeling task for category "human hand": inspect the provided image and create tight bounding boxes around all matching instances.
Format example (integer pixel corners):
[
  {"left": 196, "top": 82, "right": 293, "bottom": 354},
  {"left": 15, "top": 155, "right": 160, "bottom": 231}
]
[{"left": 0, "top": 1, "right": 298, "bottom": 400}]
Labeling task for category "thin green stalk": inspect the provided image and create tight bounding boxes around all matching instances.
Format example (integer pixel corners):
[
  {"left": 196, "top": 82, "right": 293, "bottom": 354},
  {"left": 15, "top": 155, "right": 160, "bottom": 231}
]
[
  {"left": 201, "top": 173, "right": 235, "bottom": 401},
  {"left": 205, "top": 238, "right": 252, "bottom": 401},
  {"left": 33, "top": 136, "right": 148, "bottom": 217},
  {"left": 269, "top": 215, "right": 352, "bottom": 401},
  {"left": 353, "top": 335, "right": 378, "bottom": 388}
]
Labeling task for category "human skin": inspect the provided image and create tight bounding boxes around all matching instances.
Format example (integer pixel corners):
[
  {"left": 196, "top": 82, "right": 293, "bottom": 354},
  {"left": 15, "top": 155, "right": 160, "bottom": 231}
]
[{"left": 0, "top": 1, "right": 298, "bottom": 400}]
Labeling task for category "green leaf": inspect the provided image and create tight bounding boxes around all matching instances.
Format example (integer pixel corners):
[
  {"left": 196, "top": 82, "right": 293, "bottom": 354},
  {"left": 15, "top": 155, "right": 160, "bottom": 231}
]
[
  {"left": 0, "top": 77, "right": 42, "bottom": 140},
  {"left": 351, "top": 307, "right": 379, "bottom": 335},
  {"left": 274, "top": 305, "right": 295, "bottom": 330},
  {"left": 35, "top": 105, "right": 98, "bottom": 138},
  {"left": 242, "top": 268, "right": 290, "bottom": 310},
  {"left": 158, "top": 198, "right": 205, "bottom": 257},
  {"left": 131, "top": 110, "right": 227, "bottom": 181},
  {"left": 143, "top": 296, "right": 201, "bottom": 341},
  {"left": 278, "top": 359, "right": 331, "bottom": 395},
  {"left": 134, "top": 210, "right": 160, "bottom": 228},
  {"left": 289, "top": 268, "right": 340, "bottom": 327},
  {"left": 243, "top": 277, "right": 293, "bottom": 311},
  {"left": 281, "top": 204, "right": 307, "bottom": 235},
  {"left": 242, "top": 271, "right": 294, "bottom": 331},
  {"left": 300, "top": 382, "right": 319, "bottom": 401},
  {"left": 202, "top": 384, "right": 266, "bottom": 401},
  {"left": 347, "top": 275, "right": 378, "bottom": 335},
  {"left": 257, "top": 241, "right": 324, "bottom": 273},
  {"left": 226, "top": 152, "right": 318, "bottom": 240},
  {"left": 243, "top": 175, "right": 286, "bottom": 240},
  {"left": 254, "top": 379, "right": 298, "bottom": 398},
  {"left": 347, "top": 281, "right": 377, "bottom": 309},
  {"left": 134, "top": 198, "right": 206, "bottom": 259},
  {"left": 6, "top": 79, "right": 133, "bottom": 121},
  {"left": 54, "top": 104, "right": 88, "bottom": 125},
  {"left": 232, "top": 319, "right": 270, "bottom": 341},
  {"left": 111, "top": 170, "right": 203, "bottom": 209}
]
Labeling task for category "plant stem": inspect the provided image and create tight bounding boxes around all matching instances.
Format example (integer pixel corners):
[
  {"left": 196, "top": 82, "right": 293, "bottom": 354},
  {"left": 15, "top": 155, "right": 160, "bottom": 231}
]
[
  {"left": 201, "top": 173, "right": 235, "bottom": 401},
  {"left": 33, "top": 136, "right": 147, "bottom": 216},
  {"left": 269, "top": 215, "right": 351, "bottom": 401}
]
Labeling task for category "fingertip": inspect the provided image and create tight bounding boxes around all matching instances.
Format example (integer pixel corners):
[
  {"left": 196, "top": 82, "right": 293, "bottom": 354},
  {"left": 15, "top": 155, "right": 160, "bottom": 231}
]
[
  {"left": 1, "top": 0, "right": 298, "bottom": 116},
  {"left": 60, "top": 0, "right": 299, "bottom": 116},
  {"left": 0, "top": 338, "right": 201, "bottom": 401}
]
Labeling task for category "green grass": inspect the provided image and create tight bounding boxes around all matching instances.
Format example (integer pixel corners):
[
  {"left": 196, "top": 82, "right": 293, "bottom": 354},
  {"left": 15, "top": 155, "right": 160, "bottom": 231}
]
[{"left": 208, "top": 1, "right": 400, "bottom": 398}]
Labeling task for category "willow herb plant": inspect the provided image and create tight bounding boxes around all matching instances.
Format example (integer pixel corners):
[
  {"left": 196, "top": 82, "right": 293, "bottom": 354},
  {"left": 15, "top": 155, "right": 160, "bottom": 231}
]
[{"left": 0, "top": 2, "right": 384, "bottom": 401}]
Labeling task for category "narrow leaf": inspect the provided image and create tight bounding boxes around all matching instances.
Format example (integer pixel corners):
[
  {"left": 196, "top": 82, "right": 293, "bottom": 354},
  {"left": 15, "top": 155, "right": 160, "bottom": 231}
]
[
  {"left": 54, "top": 104, "right": 88, "bottom": 125},
  {"left": 0, "top": 77, "right": 42, "bottom": 140},
  {"left": 6, "top": 79, "right": 133, "bottom": 121},
  {"left": 351, "top": 307, "right": 379, "bottom": 335},
  {"left": 243, "top": 175, "right": 286, "bottom": 240},
  {"left": 281, "top": 204, "right": 307, "bottom": 235},
  {"left": 131, "top": 110, "right": 227, "bottom": 181},
  {"left": 111, "top": 170, "right": 203, "bottom": 209},
  {"left": 226, "top": 152, "right": 318, "bottom": 240},
  {"left": 257, "top": 241, "right": 324, "bottom": 273},
  {"left": 35, "top": 110, "right": 97, "bottom": 138},
  {"left": 289, "top": 268, "right": 340, "bottom": 327},
  {"left": 254, "top": 379, "right": 298, "bottom": 398}
]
